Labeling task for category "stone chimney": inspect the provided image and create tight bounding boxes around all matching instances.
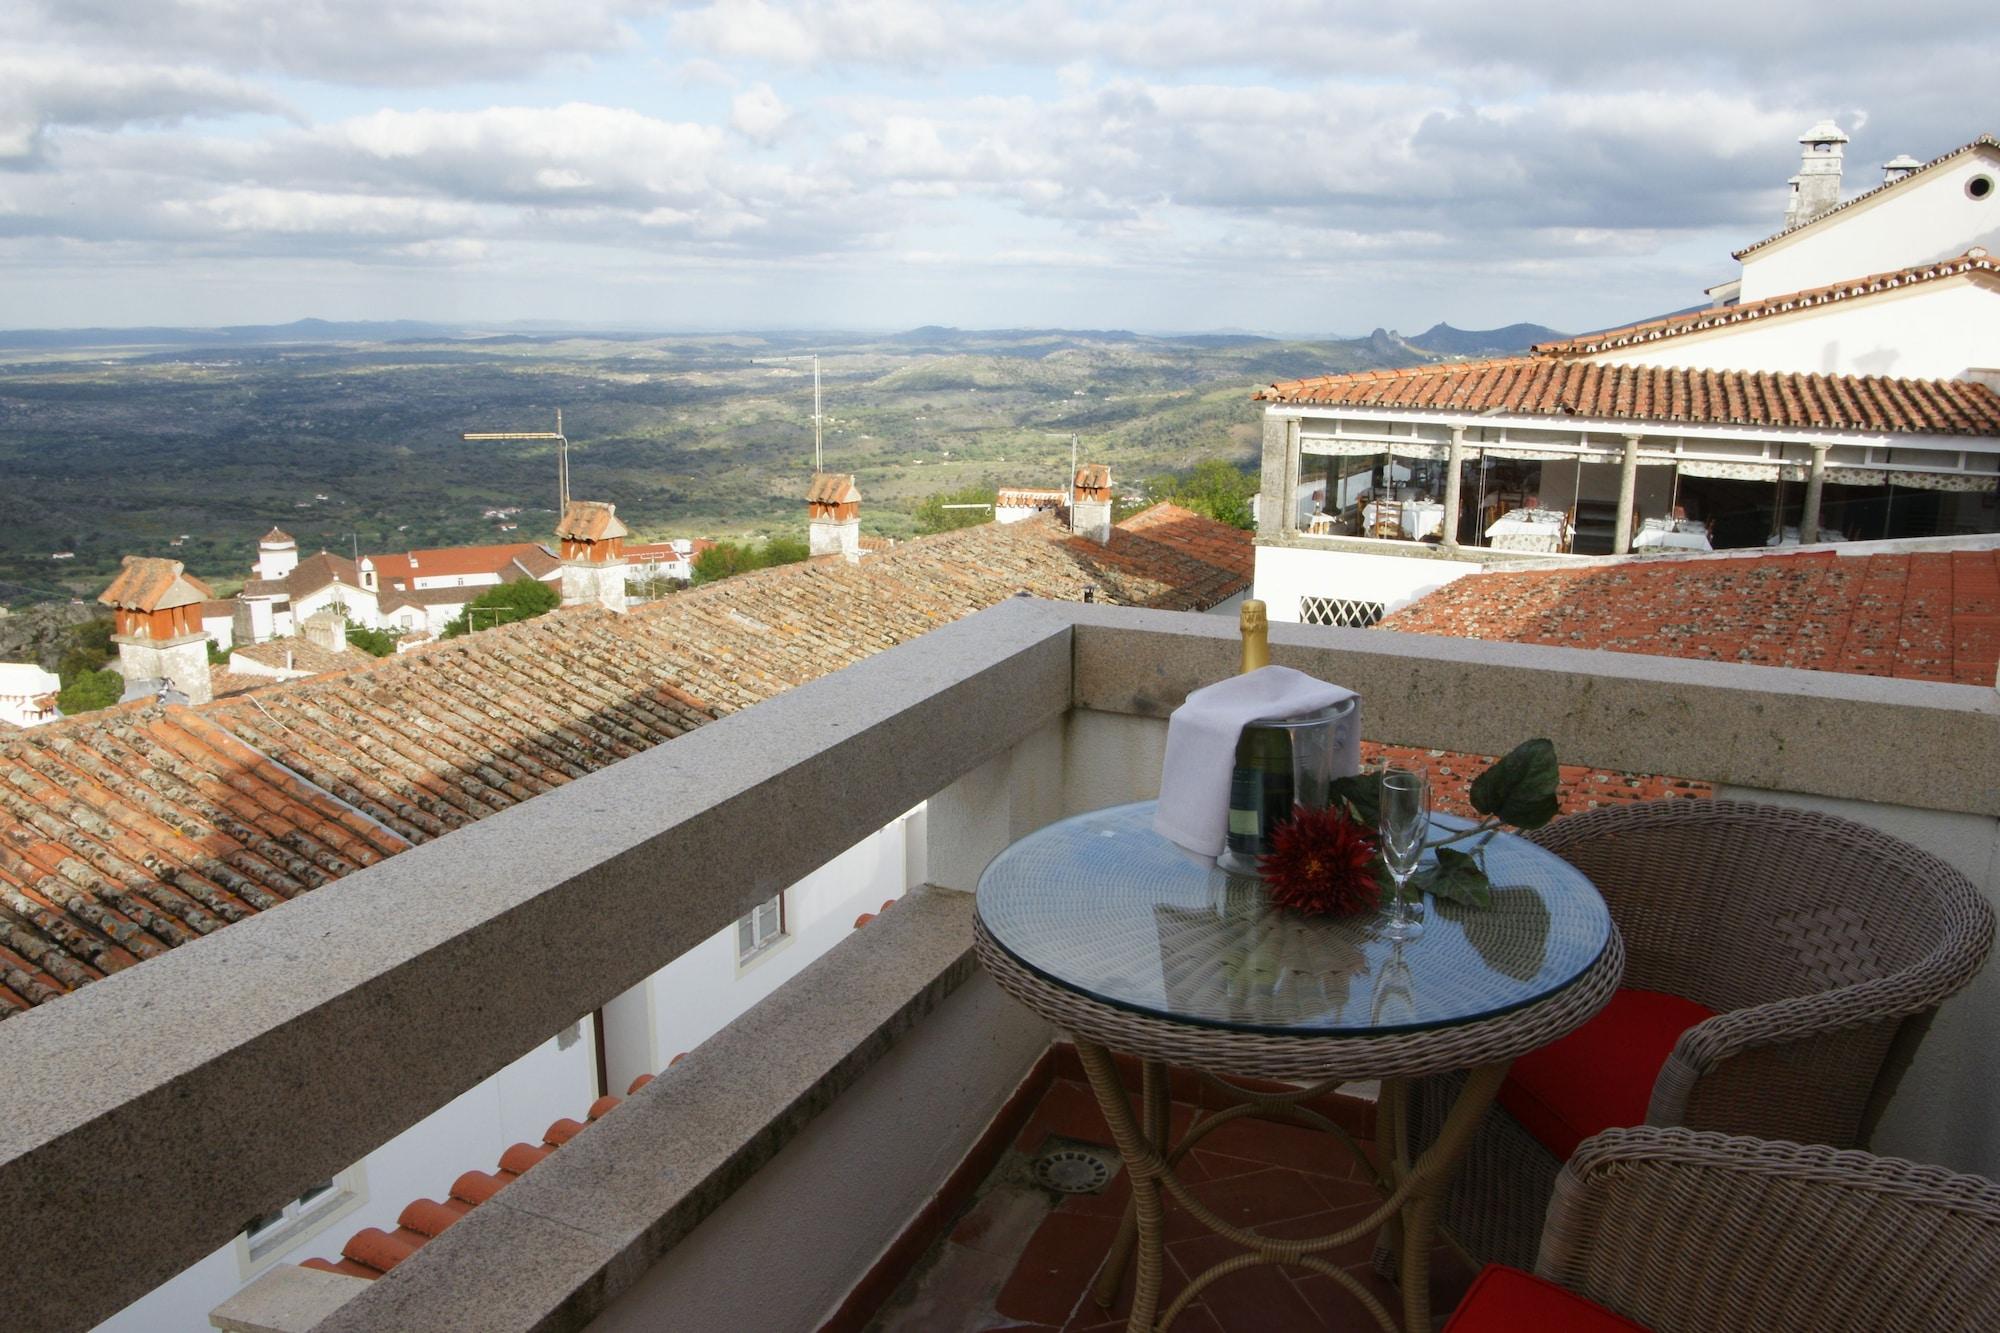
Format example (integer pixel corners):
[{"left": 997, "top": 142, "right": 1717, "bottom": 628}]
[
  {"left": 807, "top": 473, "right": 862, "bottom": 562},
  {"left": 554, "top": 500, "right": 630, "bottom": 612},
  {"left": 1071, "top": 463, "right": 1113, "bottom": 546},
  {"left": 1881, "top": 153, "right": 1923, "bottom": 185},
  {"left": 256, "top": 527, "right": 298, "bottom": 582},
  {"left": 1783, "top": 120, "right": 1847, "bottom": 230},
  {"left": 97, "top": 556, "right": 215, "bottom": 706},
  {"left": 302, "top": 608, "right": 348, "bottom": 654}
]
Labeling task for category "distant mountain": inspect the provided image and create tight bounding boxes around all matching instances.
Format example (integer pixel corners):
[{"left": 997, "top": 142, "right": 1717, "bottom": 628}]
[
  {"left": 0, "top": 318, "right": 461, "bottom": 351},
  {"left": 1403, "top": 322, "right": 1567, "bottom": 358}
]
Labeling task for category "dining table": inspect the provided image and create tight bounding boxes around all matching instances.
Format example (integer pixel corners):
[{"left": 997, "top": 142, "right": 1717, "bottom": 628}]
[
  {"left": 1483, "top": 507, "right": 1570, "bottom": 553},
  {"left": 974, "top": 801, "right": 1623, "bottom": 1333},
  {"left": 1361, "top": 500, "right": 1447, "bottom": 541},
  {"left": 1632, "top": 517, "right": 1714, "bottom": 551}
]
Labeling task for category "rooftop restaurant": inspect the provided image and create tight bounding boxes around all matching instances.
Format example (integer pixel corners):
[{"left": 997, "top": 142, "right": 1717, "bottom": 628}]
[{"left": 2, "top": 567, "right": 1996, "bottom": 1331}]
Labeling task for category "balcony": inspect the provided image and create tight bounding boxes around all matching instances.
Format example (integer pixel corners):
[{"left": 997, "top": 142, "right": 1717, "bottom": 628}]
[{"left": 2, "top": 598, "right": 1995, "bottom": 1332}]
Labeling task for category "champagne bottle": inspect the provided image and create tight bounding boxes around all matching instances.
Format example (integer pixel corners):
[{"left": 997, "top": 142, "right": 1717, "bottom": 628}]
[{"left": 1224, "top": 600, "right": 1291, "bottom": 861}]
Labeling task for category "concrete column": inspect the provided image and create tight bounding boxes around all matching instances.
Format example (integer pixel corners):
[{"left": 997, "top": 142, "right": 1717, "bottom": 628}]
[
  {"left": 1614, "top": 434, "right": 1641, "bottom": 555},
  {"left": 1443, "top": 425, "right": 1467, "bottom": 549},
  {"left": 1801, "top": 443, "right": 1830, "bottom": 544},
  {"left": 1256, "top": 413, "right": 1290, "bottom": 541},
  {"left": 1281, "top": 418, "right": 1302, "bottom": 535}
]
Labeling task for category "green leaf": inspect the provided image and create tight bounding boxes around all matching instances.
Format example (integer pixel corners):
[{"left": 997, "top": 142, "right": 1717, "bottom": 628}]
[
  {"left": 1412, "top": 847, "right": 1492, "bottom": 909},
  {"left": 1331, "top": 773, "right": 1382, "bottom": 828},
  {"left": 1467, "top": 738, "right": 1561, "bottom": 830}
]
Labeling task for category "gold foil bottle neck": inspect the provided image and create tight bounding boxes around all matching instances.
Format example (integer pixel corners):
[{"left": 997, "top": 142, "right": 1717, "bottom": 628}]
[{"left": 1239, "top": 599, "right": 1270, "bottom": 674}]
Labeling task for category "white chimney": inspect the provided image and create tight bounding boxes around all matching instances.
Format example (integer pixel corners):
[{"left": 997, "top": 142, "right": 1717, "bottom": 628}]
[
  {"left": 1071, "top": 464, "right": 1113, "bottom": 546},
  {"left": 1783, "top": 120, "right": 1847, "bottom": 229},
  {"left": 1881, "top": 154, "right": 1923, "bottom": 184},
  {"left": 255, "top": 527, "right": 298, "bottom": 582},
  {"left": 302, "top": 608, "right": 348, "bottom": 654},
  {"left": 807, "top": 473, "right": 863, "bottom": 563}
]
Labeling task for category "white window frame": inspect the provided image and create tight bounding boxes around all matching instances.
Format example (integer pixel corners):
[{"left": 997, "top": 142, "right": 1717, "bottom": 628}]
[
  {"left": 735, "top": 892, "right": 789, "bottom": 969},
  {"left": 233, "top": 1163, "right": 368, "bottom": 1278}
]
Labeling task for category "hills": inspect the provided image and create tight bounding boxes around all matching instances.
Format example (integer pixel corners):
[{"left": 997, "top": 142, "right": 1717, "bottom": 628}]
[
  {"left": 0, "top": 321, "right": 1544, "bottom": 605},
  {"left": 1403, "top": 322, "right": 1566, "bottom": 357}
]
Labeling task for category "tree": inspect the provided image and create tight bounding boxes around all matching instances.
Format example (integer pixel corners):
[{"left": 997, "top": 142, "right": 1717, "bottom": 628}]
[
  {"left": 1144, "top": 458, "right": 1257, "bottom": 530},
  {"left": 762, "top": 534, "right": 810, "bottom": 567},
  {"left": 913, "top": 484, "right": 997, "bottom": 534},
  {"left": 690, "top": 535, "right": 812, "bottom": 586},
  {"left": 346, "top": 626, "right": 398, "bottom": 657},
  {"left": 58, "top": 618, "right": 115, "bottom": 685},
  {"left": 440, "top": 578, "right": 560, "bottom": 638},
  {"left": 57, "top": 668, "right": 123, "bottom": 716}
]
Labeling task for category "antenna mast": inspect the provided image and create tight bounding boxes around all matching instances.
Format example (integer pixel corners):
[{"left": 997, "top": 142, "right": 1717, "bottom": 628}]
[
  {"left": 462, "top": 409, "right": 570, "bottom": 513},
  {"left": 813, "top": 355, "right": 822, "bottom": 473}
]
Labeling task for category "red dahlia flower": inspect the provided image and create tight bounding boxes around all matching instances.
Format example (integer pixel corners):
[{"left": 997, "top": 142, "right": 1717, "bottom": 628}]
[{"left": 1258, "top": 804, "right": 1382, "bottom": 917}]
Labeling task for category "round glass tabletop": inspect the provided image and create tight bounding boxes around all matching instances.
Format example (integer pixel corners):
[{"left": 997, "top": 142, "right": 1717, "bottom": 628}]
[{"left": 976, "top": 800, "right": 1612, "bottom": 1037}]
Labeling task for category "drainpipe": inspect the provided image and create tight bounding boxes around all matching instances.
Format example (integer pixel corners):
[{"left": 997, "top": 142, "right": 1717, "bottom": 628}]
[
  {"left": 1443, "top": 425, "right": 1467, "bottom": 550},
  {"left": 1614, "top": 434, "right": 1641, "bottom": 555},
  {"left": 1801, "top": 443, "right": 1829, "bottom": 544}
]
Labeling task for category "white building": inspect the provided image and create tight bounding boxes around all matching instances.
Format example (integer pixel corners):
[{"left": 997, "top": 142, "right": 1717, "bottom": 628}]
[
  {"left": 1252, "top": 125, "right": 2000, "bottom": 626},
  {"left": 0, "top": 663, "right": 61, "bottom": 728}
]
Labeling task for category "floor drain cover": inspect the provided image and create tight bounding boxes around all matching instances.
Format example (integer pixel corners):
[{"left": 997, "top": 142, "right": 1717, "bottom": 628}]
[{"left": 1033, "top": 1147, "right": 1112, "bottom": 1195}]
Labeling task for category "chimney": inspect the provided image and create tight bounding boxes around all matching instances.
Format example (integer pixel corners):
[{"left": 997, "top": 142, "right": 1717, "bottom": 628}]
[
  {"left": 1881, "top": 153, "right": 1923, "bottom": 185},
  {"left": 255, "top": 527, "right": 298, "bottom": 582},
  {"left": 807, "top": 473, "right": 863, "bottom": 563},
  {"left": 302, "top": 608, "right": 348, "bottom": 654},
  {"left": 554, "top": 500, "right": 630, "bottom": 612},
  {"left": 1783, "top": 120, "right": 1847, "bottom": 229},
  {"left": 97, "top": 555, "right": 214, "bottom": 706},
  {"left": 1071, "top": 463, "right": 1113, "bottom": 546}
]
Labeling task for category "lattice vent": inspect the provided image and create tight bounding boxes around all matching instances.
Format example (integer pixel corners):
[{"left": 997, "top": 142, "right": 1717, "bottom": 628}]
[{"left": 1299, "top": 596, "right": 1387, "bottom": 628}]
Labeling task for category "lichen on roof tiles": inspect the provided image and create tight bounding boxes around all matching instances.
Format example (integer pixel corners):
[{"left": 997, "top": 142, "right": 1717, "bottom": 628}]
[{"left": 0, "top": 504, "right": 1249, "bottom": 1015}]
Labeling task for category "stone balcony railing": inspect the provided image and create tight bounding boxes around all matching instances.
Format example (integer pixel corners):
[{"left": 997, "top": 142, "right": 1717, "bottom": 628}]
[{"left": 2, "top": 600, "right": 1996, "bottom": 1332}]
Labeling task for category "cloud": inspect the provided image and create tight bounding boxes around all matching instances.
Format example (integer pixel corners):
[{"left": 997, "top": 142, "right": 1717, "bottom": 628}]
[
  {"left": 0, "top": 52, "right": 294, "bottom": 166},
  {"left": 730, "top": 83, "right": 791, "bottom": 144},
  {"left": 15, "top": 0, "right": 658, "bottom": 87}
]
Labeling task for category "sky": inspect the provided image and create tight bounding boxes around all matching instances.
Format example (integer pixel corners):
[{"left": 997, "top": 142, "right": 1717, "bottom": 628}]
[{"left": 3, "top": 1, "right": 1995, "bottom": 337}]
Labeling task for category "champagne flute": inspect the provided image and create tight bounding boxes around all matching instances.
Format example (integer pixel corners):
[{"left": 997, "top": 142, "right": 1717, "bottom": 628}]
[{"left": 1377, "top": 765, "right": 1428, "bottom": 940}]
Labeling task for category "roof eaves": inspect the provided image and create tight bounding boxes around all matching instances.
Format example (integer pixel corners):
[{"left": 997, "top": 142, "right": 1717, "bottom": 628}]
[{"left": 1732, "top": 134, "right": 2000, "bottom": 259}]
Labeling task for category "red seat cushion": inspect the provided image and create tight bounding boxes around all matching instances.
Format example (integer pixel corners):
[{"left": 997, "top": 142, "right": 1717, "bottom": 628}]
[
  {"left": 1497, "top": 987, "right": 1717, "bottom": 1160},
  {"left": 1444, "top": 1264, "right": 1652, "bottom": 1331}
]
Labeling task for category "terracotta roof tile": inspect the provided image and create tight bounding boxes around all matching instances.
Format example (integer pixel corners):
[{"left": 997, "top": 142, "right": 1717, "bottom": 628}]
[
  {"left": 1380, "top": 547, "right": 2000, "bottom": 686},
  {"left": 807, "top": 472, "right": 860, "bottom": 505},
  {"left": 555, "top": 501, "right": 628, "bottom": 543},
  {"left": 0, "top": 505, "right": 1248, "bottom": 1015},
  {"left": 367, "top": 542, "right": 559, "bottom": 585},
  {"left": 98, "top": 557, "right": 214, "bottom": 613},
  {"left": 1534, "top": 249, "right": 2000, "bottom": 358},
  {"left": 1255, "top": 357, "right": 2000, "bottom": 437}
]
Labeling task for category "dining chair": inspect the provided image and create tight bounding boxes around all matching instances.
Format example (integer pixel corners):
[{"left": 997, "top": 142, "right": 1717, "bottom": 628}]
[
  {"left": 1407, "top": 800, "right": 1994, "bottom": 1270},
  {"left": 1443, "top": 1126, "right": 2000, "bottom": 1333}
]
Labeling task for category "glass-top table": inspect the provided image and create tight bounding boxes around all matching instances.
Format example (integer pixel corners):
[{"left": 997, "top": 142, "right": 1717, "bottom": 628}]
[
  {"left": 972, "top": 799, "right": 1624, "bottom": 1333},
  {"left": 977, "top": 802, "right": 1611, "bottom": 1037}
]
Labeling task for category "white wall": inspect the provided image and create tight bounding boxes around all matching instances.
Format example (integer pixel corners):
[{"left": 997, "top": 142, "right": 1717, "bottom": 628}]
[
  {"left": 103, "top": 1028, "right": 596, "bottom": 1333},
  {"left": 1253, "top": 543, "right": 1481, "bottom": 624},
  {"left": 292, "top": 584, "right": 381, "bottom": 631},
  {"left": 1739, "top": 151, "right": 2000, "bottom": 300},
  {"left": 600, "top": 811, "right": 923, "bottom": 1103},
  {"left": 1586, "top": 278, "right": 2000, "bottom": 380}
]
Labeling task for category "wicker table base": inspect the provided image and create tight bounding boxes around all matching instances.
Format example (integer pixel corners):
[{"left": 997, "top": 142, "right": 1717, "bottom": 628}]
[{"left": 974, "top": 916, "right": 1625, "bottom": 1333}]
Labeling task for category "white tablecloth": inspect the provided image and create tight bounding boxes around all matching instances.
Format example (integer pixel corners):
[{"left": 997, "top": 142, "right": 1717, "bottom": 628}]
[
  {"left": 1485, "top": 508, "right": 1568, "bottom": 553},
  {"left": 1766, "top": 526, "right": 1848, "bottom": 547},
  {"left": 1633, "top": 518, "right": 1713, "bottom": 551},
  {"left": 1363, "top": 500, "right": 1447, "bottom": 540}
]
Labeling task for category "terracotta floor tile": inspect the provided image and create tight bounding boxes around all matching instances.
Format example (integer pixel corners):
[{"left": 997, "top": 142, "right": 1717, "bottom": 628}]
[
  {"left": 1181, "top": 1113, "right": 1372, "bottom": 1179},
  {"left": 1177, "top": 1259, "right": 1331, "bottom": 1333},
  {"left": 954, "top": 1185, "right": 1056, "bottom": 1257},
  {"left": 1163, "top": 1167, "right": 1332, "bottom": 1243},
  {"left": 993, "top": 1210, "right": 1120, "bottom": 1327},
  {"left": 1167, "top": 1201, "right": 1386, "bottom": 1289},
  {"left": 1292, "top": 1266, "right": 1406, "bottom": 1330}
]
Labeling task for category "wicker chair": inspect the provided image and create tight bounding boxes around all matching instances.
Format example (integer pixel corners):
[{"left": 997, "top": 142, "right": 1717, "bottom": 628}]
[
  {"left": 1411, "top": 800, "right": 1994, "bottom": 1270},
  {"left": 1466, "top": 1126, "right": 2000, "bottom": 1332}
]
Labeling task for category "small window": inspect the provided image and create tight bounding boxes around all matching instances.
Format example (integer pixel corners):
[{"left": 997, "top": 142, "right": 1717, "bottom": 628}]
[
  {"left": 736, "top": 893, "right": 787, "bottom": 965},
  {"left": 237, "top": 1165, "right": 367, "bottom": 1274},
  {"left": 1969, "top": 175, "right": 1995, "bottom": 201},
  {"left": 1300, "top": 596, "right": 1387, "bottom": 628}
]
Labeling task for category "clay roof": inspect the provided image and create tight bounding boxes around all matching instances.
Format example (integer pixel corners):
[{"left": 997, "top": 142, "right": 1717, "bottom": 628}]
[
  {"left": 996, "top": 488, "right": 1066, "bottom": 507},
  {"left": 1379, "top": 547, "right": 2000, "bottom": 685},
  {"left": 807, "top": 472, "right": 860, "bottom": 505},
  {"left": 1533, "top": 249, "right": 2000, "bottom": 357},
  {"left": 200, "top": 600, "right": 236, "bottom": 621},
  {"left": 230, "top": 637, "right": 358, "bottom": 676},
  {"left": 1734, "top": 135, "right": 2000, "bottom": 259},
  {"left": 285, "top": 552, "right": 366, "bottom": 599},
  {"left": 556, "top": 500, "right": 628, "bottom": 543},
  {"left": 98, "top": 557, "right": 214, "bottom": 613},
  {"left": 1255, "top": 358, "right": 2000, "bottom": 437},
  {"left": 367, "top": 543, "right": 560, "bottom": 586},
  {"left": 261, "top": 528, "right": 296, "bottom": 547},
  {"left": 301, "top": 1075, "right": 654, "bottom": 1281},
  {"left": 1074, "top": 464, "right": 1112, "bottom": 491},
  {"left": 0, "top": 505, "right": 1249, "bottom": 1017}
]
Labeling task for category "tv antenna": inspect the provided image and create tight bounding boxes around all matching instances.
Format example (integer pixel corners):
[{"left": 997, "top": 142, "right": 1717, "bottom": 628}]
[
  {"left": 756, "top": 353, "right": 822, "bottom": 471},
  {"left": 462, "top": 409, "right": 570, "bottom": 512}
]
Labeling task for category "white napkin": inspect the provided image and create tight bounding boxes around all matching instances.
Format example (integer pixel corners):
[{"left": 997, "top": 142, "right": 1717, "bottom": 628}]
[{"left": 1154, "top": 665, "right": 1359, "bottom": 858}]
